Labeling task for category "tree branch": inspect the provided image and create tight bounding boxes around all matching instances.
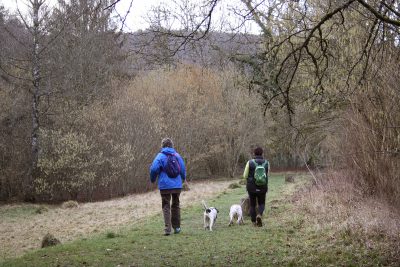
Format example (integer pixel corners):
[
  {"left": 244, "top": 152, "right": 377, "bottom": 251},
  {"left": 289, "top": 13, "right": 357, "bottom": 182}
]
[
  {"left": 357, "top": 0, "right": 400, "bottom": 26},
  {"left": 103, "top": 0, "right": 122, "bottom": 10}
]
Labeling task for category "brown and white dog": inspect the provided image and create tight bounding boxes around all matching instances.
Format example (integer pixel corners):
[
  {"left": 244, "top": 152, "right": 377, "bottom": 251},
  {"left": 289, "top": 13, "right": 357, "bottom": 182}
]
[{"left": 202, "top": 200, "right": 219, "bottom": 231}]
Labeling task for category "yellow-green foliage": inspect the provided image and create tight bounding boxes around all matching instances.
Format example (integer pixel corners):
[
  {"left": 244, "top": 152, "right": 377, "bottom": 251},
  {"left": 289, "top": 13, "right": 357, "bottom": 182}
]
[
  {"left": 37, "top": 129, "right": 104, "bottom": 199},
  {"left": 35, "top": 124, "right": 137, "bottom": 200}
]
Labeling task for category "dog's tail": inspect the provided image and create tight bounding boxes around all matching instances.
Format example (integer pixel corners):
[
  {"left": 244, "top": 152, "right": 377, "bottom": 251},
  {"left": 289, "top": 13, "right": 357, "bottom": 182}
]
[
  {"left": 239, "top": 198, "right": 246, "bottom": 207},
  {"left": 201, "top": 200, "right": 208, "bottom": 210}
]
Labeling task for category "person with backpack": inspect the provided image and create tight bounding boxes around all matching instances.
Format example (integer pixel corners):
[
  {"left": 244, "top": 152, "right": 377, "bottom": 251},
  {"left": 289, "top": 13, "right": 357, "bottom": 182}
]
[
  {"left": 150, "top": 137, "right": 186, "bottom": 236},
  {"left": 243, "top": 146, "right": 270, "bottom": 227}
]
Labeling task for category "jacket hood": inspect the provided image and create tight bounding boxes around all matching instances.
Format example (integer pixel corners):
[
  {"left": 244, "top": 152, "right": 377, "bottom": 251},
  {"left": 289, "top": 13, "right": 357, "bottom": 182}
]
[{"left": 160, "top": 147, "right": 176, "bottom": 154}]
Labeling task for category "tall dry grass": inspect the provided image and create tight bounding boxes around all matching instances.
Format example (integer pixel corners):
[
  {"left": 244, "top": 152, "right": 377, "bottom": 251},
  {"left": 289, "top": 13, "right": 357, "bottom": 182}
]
[
  {"left": 297, "top": 170, "right": 400, "bottom": 264},
  {"left": 301, "top": 171, "right": 399, "bottom": 236},
  {"left": 294, "top": 56, "right": 400, "bottom": 262}
]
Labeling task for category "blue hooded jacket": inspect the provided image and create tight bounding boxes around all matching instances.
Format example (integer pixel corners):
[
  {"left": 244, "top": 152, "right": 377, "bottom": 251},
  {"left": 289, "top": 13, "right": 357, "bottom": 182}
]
[{"left": 150, "top": 147, "right": 186, "bottom": 190}]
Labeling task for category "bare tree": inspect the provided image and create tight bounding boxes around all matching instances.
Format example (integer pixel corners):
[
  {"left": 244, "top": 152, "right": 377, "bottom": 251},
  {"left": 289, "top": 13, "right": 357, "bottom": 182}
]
[
  {"left": 27, "top": 0, "right": 45, "bottom": 197},
  {"left": 0, "top": 0, "right": 128, "bottom": 201}
]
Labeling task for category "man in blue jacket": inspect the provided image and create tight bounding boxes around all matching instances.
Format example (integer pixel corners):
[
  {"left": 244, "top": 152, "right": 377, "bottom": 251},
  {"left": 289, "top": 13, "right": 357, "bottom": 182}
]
[{"left": 150, "top": 138, "right": 186, "bottom": 236}]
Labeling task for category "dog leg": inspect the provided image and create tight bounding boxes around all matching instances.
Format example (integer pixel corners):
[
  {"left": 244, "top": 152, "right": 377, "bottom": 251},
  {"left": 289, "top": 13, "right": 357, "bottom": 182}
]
[
  {"left": 236, "top": 213, "right": 242, "bottom": 225},
  {"left": 209, "top": 218, "right": 214, "bottom": 231}
]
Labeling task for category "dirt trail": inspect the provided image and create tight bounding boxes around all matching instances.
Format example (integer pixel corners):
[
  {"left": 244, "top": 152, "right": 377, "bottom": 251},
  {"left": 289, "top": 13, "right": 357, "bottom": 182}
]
[{"left": 0, "top": 180, "right": 233, "bottom": 259}]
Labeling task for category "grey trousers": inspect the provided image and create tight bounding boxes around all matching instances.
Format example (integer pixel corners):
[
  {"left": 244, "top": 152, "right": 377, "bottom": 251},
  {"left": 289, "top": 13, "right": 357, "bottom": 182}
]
[{"left": 161, "top": 189, "right": 181, "bottom": 234}]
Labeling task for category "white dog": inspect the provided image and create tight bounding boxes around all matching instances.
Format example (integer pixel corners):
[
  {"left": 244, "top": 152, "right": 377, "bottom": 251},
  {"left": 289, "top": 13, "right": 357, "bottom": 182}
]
[
  {"left": 228, "top": 200, "right": 245, "bottom": 226},
  {"left": 202, "top": 200, "right": 219, "bottom": 231}
]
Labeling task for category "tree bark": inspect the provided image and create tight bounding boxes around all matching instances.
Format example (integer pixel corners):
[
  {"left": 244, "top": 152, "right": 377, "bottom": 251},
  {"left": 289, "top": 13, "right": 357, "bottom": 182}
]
[{"left": 26, "top": 0, "right": 43, "bottom": 200}]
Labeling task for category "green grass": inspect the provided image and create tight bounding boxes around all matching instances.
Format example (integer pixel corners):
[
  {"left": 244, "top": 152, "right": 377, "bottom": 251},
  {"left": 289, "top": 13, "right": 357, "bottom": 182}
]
[
  {"left": 1, "top": 174, "right": 396, "bottom": 267},
  {"left": 0, "top": 204, "right": 50, "bottom": 220}
]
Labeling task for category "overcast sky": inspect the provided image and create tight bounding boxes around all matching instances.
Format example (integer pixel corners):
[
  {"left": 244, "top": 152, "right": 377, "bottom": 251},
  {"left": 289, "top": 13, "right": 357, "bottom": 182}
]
[
  {"left": 1, "top": 0, "right": 260, "bottom": 33},
  {"left": 1, "top": 0, "right": 164, "bottom": 31}
]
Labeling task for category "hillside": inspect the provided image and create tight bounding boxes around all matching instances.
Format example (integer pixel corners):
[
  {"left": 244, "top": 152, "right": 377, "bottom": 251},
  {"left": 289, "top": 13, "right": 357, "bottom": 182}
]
[{"left": 124, "top": 30, "right": 262, "bottom": 72}]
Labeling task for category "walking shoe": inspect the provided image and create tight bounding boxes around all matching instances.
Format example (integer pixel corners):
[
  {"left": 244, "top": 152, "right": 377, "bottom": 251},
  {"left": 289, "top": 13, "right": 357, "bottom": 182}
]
[
  {"left": 164, "top": 232, "right": 171, "bottom": 236},
  {"left": 174, "top": 227, "right": 181, "bottom": 234},
  {"left": 256, "top": 215, "right": 263, "bottom": 227}
]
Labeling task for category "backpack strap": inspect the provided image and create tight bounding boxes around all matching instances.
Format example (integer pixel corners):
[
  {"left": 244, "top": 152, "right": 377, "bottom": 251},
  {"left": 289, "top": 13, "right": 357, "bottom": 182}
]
[
  {"left": 261, "top": 160, "right": 268, "bottom": 168},
  {"left": 252, "top": 159, "right": 266, "bottom": 167},
  {"left": 161, "top": 151, "right": 178, "bottom": 158},
  {"left": 262, "top": 160, "right": 269, "bottom": 175},
  {"left": 251, "top": 159, "right": 257, "bottom": 166}
]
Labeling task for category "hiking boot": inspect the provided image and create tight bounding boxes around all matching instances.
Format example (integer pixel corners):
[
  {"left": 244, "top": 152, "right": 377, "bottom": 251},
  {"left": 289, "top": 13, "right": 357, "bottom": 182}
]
[
  {"left": 164, "top": 231, "right": 171, "bottom": 236},
  {"left": 174, "top": 227, "right": 181, "bottom": 234},
  {"left": 256, "top": 215, "right": 263, "bottom": 227}
]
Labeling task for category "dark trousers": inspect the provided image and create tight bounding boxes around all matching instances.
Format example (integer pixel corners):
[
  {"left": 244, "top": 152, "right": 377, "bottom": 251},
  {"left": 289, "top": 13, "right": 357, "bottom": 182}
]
[
  {"left": 248, "top": 191, "right": 266, "bottom": 222},
  {"left": 161, "top": 191, "right": 181, "bottom": 234}
]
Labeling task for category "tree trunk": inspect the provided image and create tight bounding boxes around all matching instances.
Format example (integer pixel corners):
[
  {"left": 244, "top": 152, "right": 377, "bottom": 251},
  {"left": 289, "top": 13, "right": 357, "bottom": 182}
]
[{"left": 26, "top": 0, "right": 43, "bottom": 201}]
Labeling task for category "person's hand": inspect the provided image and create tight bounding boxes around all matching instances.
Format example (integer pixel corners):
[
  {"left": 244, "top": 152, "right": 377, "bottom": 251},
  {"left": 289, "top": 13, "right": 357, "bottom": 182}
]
[{"left": 183, "top": 181, "right": 190, "bottom": 191}]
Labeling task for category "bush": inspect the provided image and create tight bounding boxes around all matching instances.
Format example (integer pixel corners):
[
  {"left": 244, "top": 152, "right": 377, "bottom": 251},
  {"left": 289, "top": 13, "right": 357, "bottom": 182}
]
[
  {"left": 285, "top": 175, "right": 295, "bottom": 183},
  {"left": 35, "top": 205, "right": 48, "bottom": 214},
  {"left": 41, "top": 233, "right": 61, "bottom": 248},
  {"left": 228, "top": 183, "right": 241, "bottom": 189},
  {"left": 37, "top": 129, "right": 104, "bottom": 200},
  {"left": 106, "top": 232, "right": 117, "bottom": 239},
  {"left": 238, "top": 179, "right": 246, "bottom": 185},
  {"left": 61, "top": 200, "right": 79, "bottom": 209}
]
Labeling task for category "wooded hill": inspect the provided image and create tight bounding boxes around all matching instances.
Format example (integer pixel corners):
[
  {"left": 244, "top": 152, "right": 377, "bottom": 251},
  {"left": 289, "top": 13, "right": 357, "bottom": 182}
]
[{"left": 0, "top": 0, "right": 399, "bottom": 208}]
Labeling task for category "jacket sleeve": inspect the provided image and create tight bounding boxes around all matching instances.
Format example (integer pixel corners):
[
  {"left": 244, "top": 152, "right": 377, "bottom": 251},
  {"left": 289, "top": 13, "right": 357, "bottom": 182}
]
[
  {"left": 150, "top": 154, "right": 162, "bottom": 183},
  {"left": 178, "top": 154, "right": 186, "bottom": 181},
  {"left": 243, "top": 161, "right": 250, "bottom": 179}
]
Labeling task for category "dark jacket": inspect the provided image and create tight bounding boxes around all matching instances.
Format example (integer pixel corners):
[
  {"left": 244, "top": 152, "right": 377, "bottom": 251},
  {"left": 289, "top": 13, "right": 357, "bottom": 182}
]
[{"left": 243, "top": 156, "right": 269, "bottom": 194}]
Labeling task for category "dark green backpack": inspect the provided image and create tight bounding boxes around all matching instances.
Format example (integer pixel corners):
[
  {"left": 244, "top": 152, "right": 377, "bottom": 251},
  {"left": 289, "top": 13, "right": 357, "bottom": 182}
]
[{"left": 252, "top": 159, "right": 268, "bottom": 186}]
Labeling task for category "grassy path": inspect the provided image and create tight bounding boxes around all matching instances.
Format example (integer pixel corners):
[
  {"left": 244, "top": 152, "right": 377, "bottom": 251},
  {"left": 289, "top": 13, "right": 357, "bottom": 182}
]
[
  {"left": 0, "top": 180, "right": 232, "bottom": 259},
  {"left": 1, "top": 174, "right": 395, "bottom": 266}
]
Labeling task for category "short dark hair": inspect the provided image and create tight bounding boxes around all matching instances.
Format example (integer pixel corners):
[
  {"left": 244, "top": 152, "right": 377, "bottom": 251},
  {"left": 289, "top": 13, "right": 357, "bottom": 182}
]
[
  {"left": 161, "top": 137, "right": 174, "bottom": 148},
  {"left": 254, "top": 147, "right": 263, "bottom": 156}
]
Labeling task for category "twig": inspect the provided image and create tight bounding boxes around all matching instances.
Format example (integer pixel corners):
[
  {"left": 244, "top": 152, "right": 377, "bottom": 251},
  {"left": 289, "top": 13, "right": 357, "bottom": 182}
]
[{"left": 301, "top": 150, "right": 319, "bottom": 188}]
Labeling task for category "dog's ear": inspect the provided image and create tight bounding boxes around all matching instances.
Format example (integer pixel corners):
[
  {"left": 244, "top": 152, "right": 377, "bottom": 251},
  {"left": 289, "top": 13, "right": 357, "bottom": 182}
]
[
  {"left": 206, "top": 208, "right": 211, "bottom": 213},
  {"left": 216, "top": 208, "right": 219, "bottom": 213}
]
